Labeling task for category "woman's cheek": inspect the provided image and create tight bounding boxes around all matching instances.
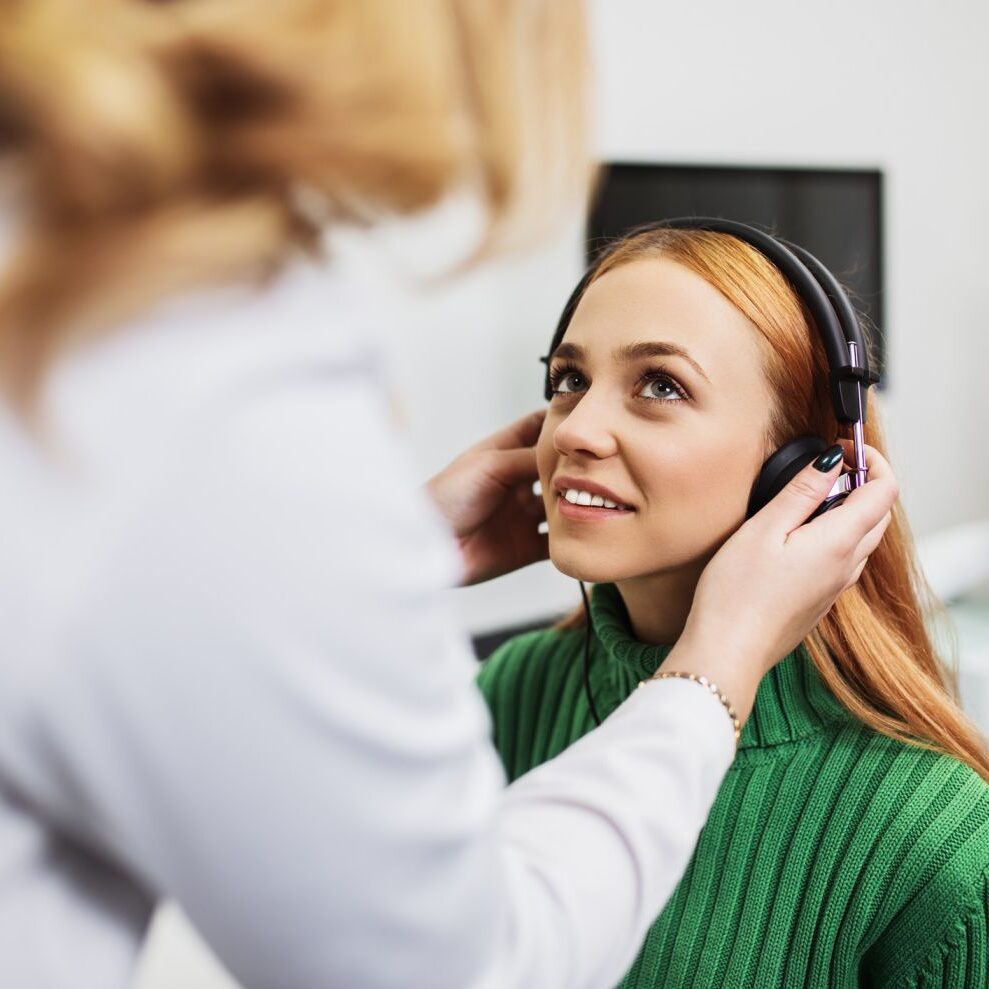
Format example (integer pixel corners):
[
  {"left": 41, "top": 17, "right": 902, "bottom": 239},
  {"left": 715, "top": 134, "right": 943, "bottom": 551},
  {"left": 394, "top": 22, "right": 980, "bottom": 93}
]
[{"left": 634, "top": 442, "right": 746, "bottom": 548}]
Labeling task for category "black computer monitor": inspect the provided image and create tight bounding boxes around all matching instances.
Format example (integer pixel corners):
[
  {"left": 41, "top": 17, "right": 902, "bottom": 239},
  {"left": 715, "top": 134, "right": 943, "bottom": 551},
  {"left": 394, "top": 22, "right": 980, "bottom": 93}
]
[{"left": 588, "top": 163, "right": 885, "bottom": 378}]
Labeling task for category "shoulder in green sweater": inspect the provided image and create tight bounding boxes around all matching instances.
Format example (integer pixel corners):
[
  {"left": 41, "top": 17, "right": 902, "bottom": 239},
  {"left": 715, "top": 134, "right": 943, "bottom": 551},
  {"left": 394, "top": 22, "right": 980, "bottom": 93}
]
[{"left": 477, "top": 583, "right": 989, "bottom": 989}]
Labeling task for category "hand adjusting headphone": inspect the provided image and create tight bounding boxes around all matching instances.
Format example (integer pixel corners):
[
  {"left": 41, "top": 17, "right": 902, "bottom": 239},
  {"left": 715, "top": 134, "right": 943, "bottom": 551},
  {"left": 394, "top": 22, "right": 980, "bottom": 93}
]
[
  {"left": 540, "top": 216, "right": 881, "bottom": 521},
  {"left": 538, "top": 217, "right": 881, "bottom": 726}
]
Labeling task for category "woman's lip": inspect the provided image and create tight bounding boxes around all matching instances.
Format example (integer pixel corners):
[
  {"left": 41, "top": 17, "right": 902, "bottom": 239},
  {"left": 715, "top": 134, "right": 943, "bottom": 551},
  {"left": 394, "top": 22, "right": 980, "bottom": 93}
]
[
  {"left": 556, "top": 493, "right": 636, "bottom": 521},
  {"left": 553, "top": 476, "right": 633, "bottom": 508}
]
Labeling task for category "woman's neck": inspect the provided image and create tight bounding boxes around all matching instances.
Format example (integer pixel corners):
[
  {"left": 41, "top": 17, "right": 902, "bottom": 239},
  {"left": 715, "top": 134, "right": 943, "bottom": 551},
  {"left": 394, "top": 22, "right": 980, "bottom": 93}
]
[{"left": 614, "top": 556, "right": 711, "bottom": 646}]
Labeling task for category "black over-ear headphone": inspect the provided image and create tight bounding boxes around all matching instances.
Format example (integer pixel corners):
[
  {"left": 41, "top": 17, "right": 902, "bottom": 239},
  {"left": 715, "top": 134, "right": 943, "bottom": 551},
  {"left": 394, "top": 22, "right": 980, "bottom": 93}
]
[
  {"left": 540, "top": 217, "right": 880, "bottom": 519},
  {"left": 539, "top": 217, "right": 881, "bottom": 726}
]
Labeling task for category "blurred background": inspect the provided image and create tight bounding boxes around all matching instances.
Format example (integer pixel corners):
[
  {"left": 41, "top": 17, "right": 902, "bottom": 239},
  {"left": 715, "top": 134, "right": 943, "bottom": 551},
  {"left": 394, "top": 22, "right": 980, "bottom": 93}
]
[{"left": 134, "top": 0, "right": 989, "bottom": 985}]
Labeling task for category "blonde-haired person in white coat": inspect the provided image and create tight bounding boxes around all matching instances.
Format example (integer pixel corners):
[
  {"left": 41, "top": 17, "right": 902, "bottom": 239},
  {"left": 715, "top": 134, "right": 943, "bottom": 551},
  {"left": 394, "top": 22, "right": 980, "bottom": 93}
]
[{"left": 0, "top": 3, "right": 897, "bottom": 987}]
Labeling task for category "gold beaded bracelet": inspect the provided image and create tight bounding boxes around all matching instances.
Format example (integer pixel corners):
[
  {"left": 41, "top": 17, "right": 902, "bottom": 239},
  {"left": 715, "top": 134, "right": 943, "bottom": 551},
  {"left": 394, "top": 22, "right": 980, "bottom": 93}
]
[{"left": 638, "top": 672, "right": 741, "bottom": 748}]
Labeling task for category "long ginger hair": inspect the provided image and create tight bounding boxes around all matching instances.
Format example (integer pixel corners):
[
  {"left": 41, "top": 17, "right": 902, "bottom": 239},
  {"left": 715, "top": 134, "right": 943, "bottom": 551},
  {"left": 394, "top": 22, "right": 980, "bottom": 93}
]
[{"left": 555, "top": 227, "right": 989, "bottom": 783}]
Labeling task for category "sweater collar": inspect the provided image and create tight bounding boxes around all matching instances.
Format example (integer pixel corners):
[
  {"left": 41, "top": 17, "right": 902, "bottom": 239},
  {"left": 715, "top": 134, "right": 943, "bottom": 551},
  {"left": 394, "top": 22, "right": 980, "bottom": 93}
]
[{"left": 589, "top": 582, "right": 850, "bottom": 750}]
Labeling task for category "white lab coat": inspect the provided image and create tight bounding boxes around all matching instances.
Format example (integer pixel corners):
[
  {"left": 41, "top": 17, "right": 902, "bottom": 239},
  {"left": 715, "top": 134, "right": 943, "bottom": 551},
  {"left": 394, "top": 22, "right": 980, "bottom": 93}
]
[{"left": 0, "top": 257, "right": 734, "bottom": 988}]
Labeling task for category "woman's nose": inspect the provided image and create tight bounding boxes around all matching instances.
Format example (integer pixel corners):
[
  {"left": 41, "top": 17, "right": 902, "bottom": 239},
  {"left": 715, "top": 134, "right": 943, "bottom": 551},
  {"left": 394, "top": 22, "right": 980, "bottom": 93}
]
[{"left": 553, "top": 390, "right": 620, "bottom": 460}]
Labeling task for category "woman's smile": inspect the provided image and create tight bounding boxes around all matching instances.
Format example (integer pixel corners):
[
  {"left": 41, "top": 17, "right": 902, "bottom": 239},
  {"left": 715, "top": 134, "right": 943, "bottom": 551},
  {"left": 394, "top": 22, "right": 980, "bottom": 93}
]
[
  {"left": 553, "top": 474, "right": 636, "bottom": 521},
  {"left": 556, "top": 493, "right": 637, "bottom": 521}
]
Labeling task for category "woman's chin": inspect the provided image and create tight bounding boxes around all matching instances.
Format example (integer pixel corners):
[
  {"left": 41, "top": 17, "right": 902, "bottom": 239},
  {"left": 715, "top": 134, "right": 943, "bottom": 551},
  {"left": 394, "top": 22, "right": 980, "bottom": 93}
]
[{"left": 548, "top": 545, "right": 633, "bottom": 585}]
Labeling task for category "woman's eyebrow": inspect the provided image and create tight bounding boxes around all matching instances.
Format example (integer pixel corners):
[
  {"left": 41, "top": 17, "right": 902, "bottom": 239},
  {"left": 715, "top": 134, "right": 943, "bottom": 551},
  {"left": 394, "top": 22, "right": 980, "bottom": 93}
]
[
  {"left": 616, "top": 341, "right": 710, "bottom": 382},
  {"left": 550, "top": 342, "right": 585, "bottom": 363},
  {"left": 551, "top": 340, "right": 710, "bottom": 383}
]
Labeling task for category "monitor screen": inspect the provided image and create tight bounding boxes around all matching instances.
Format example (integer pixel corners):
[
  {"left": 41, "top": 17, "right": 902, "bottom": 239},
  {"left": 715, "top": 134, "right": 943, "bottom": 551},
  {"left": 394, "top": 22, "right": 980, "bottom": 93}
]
[{"left": 588, "top": 163, "right": 885, "bottom": 378}]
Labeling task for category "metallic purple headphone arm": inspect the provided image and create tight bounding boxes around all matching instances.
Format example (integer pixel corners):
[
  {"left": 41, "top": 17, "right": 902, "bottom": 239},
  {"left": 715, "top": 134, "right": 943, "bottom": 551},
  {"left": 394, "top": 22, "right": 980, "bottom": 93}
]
[{"left": 846, "top": 341, "right": 870, "bottom": 490}]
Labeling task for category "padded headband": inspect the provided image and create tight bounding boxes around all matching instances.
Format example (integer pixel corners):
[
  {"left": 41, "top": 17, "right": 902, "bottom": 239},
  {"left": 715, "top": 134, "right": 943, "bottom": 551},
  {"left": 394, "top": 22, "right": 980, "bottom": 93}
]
[{"left": 540, "top": 217, "right": 879, "bottom": 423}]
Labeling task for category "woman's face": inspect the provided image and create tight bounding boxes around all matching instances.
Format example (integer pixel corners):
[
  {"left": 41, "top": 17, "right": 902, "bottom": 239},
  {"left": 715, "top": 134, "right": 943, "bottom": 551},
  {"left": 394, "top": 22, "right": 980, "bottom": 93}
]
[{"left": 536, "top": 257, "right": 776, "bottom": 584}]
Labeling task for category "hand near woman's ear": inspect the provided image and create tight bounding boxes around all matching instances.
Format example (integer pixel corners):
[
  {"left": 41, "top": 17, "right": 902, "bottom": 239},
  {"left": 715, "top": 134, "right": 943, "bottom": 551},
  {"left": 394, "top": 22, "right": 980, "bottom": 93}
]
[
  {"left": 426, "top": 409, "right": 549, "bottom": 586},
  {"left": 666, "top": 442, "right": 898, "bottom": 724}
]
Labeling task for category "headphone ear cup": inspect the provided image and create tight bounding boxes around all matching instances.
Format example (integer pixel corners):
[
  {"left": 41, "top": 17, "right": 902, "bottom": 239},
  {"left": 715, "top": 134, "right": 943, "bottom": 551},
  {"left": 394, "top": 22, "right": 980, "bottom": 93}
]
[
  {"left": 807, "top": 491, "right": 849, "bottom": 521},
  {"left": 746, "top": 436, "right": 828, "bottom": 519}
]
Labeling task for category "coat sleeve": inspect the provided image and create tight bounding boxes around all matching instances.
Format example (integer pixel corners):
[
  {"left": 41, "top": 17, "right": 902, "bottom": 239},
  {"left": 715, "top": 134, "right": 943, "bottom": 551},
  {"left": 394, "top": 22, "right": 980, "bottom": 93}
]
[{"left": 7, "top": 367, "right": 735, "bottom": 989}]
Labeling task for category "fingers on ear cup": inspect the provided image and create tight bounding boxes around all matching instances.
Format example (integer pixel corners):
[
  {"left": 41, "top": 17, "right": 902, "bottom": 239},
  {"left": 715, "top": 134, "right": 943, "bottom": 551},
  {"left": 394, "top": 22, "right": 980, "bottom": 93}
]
[
  {"left": 746, "top": 436, "right": 829, "bottom": 519},
  {"left": 808, "top": 491, "right": 849, "bottom": 521}
]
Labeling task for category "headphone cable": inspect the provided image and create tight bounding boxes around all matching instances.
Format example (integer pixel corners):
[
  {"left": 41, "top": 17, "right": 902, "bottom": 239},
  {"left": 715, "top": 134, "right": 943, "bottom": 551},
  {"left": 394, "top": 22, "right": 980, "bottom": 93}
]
[{"left": 578, "top": 580, "right": 603, "bottom": 726}]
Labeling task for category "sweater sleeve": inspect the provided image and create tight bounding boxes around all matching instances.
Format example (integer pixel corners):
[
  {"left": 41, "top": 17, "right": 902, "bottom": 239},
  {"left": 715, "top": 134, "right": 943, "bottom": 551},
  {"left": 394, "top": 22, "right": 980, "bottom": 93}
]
[
  {"left": 879, "top": 867, "right": 988, "bottom": 989},
  {"left": 862, "top": 804, "right": 989, "bottom": 989}
]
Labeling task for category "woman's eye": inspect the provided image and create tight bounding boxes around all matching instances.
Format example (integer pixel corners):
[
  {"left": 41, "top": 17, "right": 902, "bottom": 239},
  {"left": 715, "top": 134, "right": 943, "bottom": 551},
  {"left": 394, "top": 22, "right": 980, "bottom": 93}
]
[
  {"left": 639, "top": 374, "right": 685, "bottom": 402},
  {"left": 553, "top": 371, "right": 586, "bottom": 394}
]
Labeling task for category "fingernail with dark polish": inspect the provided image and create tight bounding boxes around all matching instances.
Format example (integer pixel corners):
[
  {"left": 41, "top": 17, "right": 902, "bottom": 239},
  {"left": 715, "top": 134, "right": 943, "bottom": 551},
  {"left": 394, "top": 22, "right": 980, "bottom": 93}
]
[{"left": 813, "top": 444, "right": 845, "bottom": 472}]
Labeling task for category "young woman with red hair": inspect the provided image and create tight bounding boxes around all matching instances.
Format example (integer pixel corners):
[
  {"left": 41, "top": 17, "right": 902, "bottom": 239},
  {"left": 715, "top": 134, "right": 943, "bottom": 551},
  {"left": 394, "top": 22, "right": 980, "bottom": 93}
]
[{"left": 479, "top": 227, "right": 989, "bottom": 988}]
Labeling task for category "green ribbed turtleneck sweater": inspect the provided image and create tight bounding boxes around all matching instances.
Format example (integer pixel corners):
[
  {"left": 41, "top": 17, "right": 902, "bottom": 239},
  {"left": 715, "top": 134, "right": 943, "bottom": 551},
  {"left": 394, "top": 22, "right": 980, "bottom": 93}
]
[{"left": 477, "top": 583, "right": 989, "bottom": 988}]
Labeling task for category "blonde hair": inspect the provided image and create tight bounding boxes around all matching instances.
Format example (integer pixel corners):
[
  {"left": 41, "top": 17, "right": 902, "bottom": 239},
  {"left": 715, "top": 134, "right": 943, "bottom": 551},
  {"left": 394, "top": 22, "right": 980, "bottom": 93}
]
[
  {"left": 0, "top": 0, "right": 590, "bottom": 403},
  {"left": 554, "top": 227, "right": 989, "bottom": 783}
]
